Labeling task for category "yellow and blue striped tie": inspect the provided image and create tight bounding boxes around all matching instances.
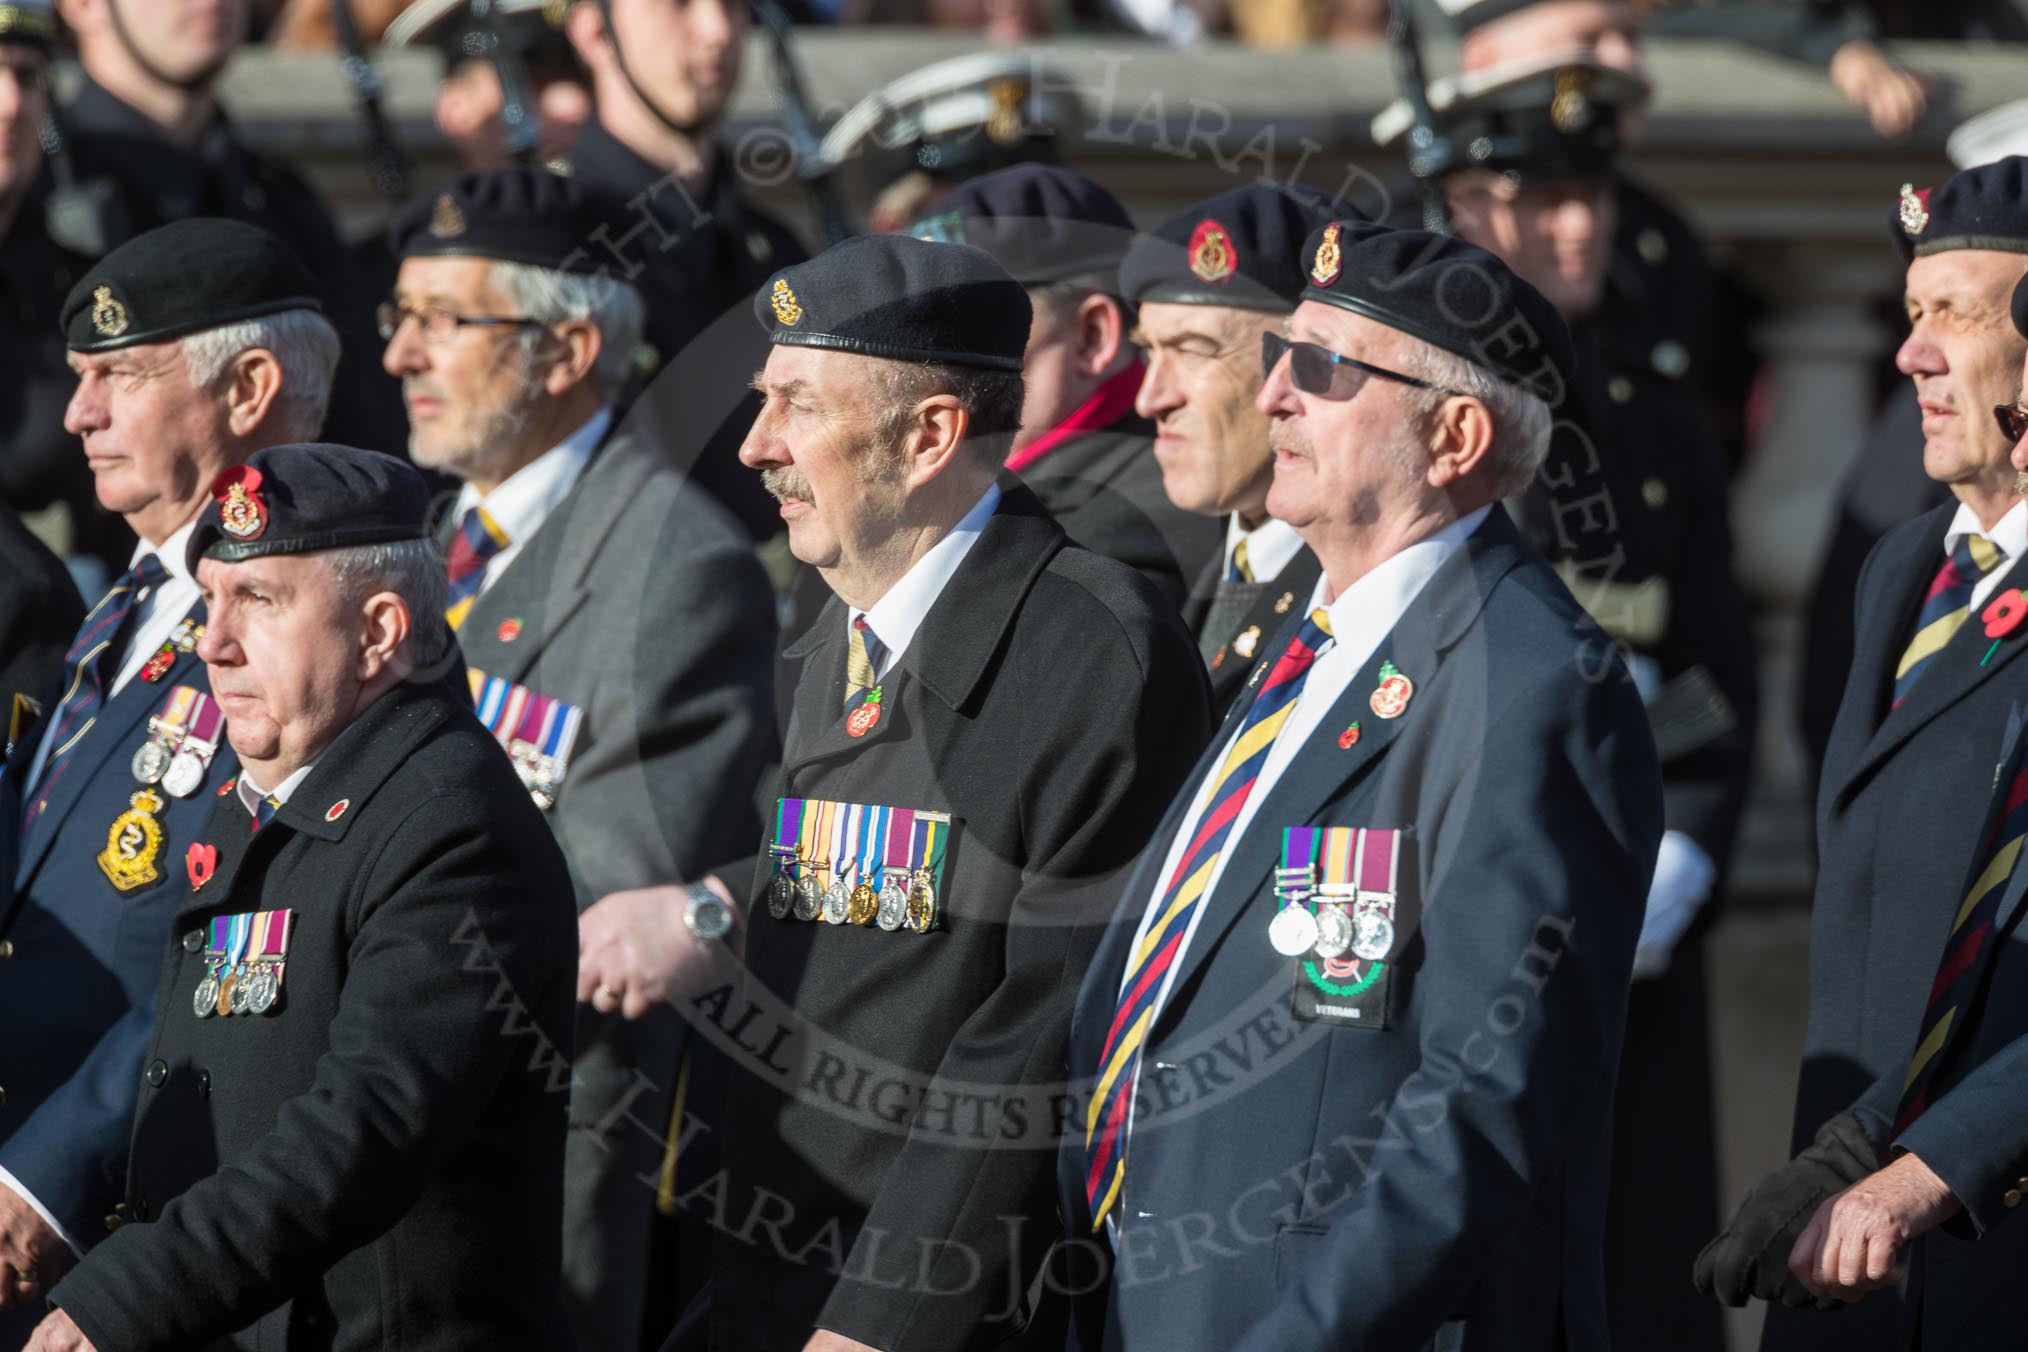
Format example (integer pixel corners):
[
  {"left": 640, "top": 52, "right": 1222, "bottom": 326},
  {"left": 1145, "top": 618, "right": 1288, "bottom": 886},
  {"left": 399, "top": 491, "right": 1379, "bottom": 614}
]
[{"left": 1893, "top": 534, "right": 2004, "bottom": 707}]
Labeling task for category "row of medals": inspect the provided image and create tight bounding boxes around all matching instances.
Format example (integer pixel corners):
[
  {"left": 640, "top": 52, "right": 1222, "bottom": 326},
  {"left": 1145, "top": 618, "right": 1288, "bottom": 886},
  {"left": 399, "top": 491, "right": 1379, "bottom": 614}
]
[
  {"left": 769, "top": 855, "right": 938, "bottom": 933},
  {"left": 1267, "top": 881, "right": 1395, "bottom": 962},
  {"left": 193, "top": 955, "right": 281, "bottom": 1019},
  {"left": 131, "top": 731, "right": 218, "bottom": 800}
]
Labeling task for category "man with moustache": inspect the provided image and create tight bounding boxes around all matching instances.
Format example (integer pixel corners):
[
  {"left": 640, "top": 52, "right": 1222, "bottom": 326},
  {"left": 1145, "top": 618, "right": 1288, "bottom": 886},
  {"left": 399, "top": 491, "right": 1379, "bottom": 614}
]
[
  {"left": 1060, "top": 220, "right": 1661, "bottom": 1351},
  {"left": 582, "top": 235, "right": 1209, "bottom": 1352},
  {"left": 22, "top": 444, "right": 578, "bottom": 1352},
  {"left": 0, "top": 218, "right": 336, "bottom": 1340},
  {"left": 913, "top": 164, "right": 1219, "bottom": 612},
  {"left": 1117, "top": 182, "right": 1337, "bottom": 715},
  {"left": 381, "top": 165, "right": 776, "bottom": 1352},
  {"left": 1699, "top": 158, "right": 2028, "bottom": 1352},
  {"left": 559, "top": 0, "right": 807, "bottom": 539}
]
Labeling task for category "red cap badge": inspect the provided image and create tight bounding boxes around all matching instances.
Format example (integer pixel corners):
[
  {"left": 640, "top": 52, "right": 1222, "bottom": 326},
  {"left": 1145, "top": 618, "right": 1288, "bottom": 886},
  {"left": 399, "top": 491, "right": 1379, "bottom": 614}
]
[
  {"left": 213, "top": 465, "right": 268, "bottom": 541},
  {"left": 1189, "top": 220, "right": 1236, "bottom": 284}
]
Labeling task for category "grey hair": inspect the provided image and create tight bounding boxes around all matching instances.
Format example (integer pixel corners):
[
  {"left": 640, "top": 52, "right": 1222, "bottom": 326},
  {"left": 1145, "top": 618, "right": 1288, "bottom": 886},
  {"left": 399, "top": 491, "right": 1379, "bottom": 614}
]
[
  {"left": 180, "top": 308, "right": 341, "bottom": 442},
  {"left": 324, "top": 539, "right": 454, "bottom": 672},
  {"left": 486, "top": 259, "right": 646, "bottom": 402},
  {"left": 1396, "top": 340, "right": 1554, "bottom": 498},
  {"left": 864, "top": 357, "right": 1027, "bottom": 466}
]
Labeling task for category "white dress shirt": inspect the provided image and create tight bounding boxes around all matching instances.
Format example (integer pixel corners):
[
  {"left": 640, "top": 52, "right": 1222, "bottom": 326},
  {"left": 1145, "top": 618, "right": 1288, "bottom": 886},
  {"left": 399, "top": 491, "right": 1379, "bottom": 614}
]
[
  {"left": 1223, "top": 515, "right": 1304, "bottom": 585},
  {"left": 452, "top": 407, "right": 612, "bottom": 590},
  {"left": 1943, "top": 497, "right": 2027, "bottom": 611},
  {"left": 849, "top": 483, "right": 1001, "bottom": 679},
  {"left": 236, "top": 757, "right": 322, "bottom": 819}
]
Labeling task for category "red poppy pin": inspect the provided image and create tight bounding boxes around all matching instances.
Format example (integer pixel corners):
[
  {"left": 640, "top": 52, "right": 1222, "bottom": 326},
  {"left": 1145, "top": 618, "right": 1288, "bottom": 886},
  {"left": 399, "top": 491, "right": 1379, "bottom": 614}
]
[
  {"left": 1980, "top": 589, "right": 2028, "bottom": 665},
  {"left": 325, "top": 798, "right": 350, "bottom": 822},
  {"left": 497, "top": 618, "right": 524, "bottom": 643},
  {"left": 186, "top": 842, "right": 218, "bottom": 890}
]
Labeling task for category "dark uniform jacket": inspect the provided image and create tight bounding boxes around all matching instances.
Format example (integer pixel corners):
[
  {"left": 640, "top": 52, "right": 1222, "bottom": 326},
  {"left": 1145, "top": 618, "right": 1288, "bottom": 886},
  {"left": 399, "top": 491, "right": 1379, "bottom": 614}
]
[
  {"left": 1182, "top": 538, "right": 1324, "bottom": 719},
  {"left": 562, "top": 119, "right": 808, "bottom": 542},
  {"left": 1833, "top": 701, "right": 2028, "bottom": 1352},
  {"left": 0, "top": 505, "right": 81, "bottom": 739},
  {"left": 0, "top": 592, "right": 232, "bottom": 1258},
  {"left": 1060, "top": 508, "right": 1663, "bottom": 1352},
  {"left": 706, "top": 482, "right": 1212, "bottom": 1352},
  {"left": 46, "top": 680, "right": 578, "bottom": 1352},
  {"left": 1016, "top": 412, "right": 1220, "bottom": 615}
]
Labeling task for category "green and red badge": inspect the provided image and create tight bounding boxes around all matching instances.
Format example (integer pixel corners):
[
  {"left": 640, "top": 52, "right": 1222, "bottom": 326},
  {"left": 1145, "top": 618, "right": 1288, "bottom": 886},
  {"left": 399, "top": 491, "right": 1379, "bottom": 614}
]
[
  {"left": 1980, "top": 589, "right": 2028, "bottom": 665},
  {"left": 846, "top": 687, "right": 882, "bottom": 738}
]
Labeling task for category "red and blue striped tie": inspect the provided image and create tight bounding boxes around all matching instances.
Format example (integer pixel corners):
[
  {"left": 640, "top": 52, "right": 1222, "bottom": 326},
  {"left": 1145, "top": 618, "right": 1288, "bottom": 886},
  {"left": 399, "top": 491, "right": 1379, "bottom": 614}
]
[
  {"left": 1893, "top": 535, "right": 2004, "bottom": 708},
  {"left": 444, "top": 505, "right": 508, "bottom": 632},
  {"left": 1893, "top": 737, "right": 2028, "bottom": 1135},
  {"left": 1084, "top": 608, "right": 1334, "bottom": 1229}
]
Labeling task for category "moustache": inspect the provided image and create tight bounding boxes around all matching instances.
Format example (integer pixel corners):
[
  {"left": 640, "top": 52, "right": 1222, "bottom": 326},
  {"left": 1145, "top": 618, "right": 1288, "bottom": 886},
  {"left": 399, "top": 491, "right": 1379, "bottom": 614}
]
[{"left": 762, "top": 467, "right": 813, "bottom": 504}]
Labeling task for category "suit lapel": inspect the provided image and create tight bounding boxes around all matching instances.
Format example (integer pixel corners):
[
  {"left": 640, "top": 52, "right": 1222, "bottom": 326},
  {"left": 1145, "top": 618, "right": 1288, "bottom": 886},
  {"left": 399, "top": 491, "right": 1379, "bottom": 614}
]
[{"left": 1980, "top": 704, "right": 2028, "bottom": 947}]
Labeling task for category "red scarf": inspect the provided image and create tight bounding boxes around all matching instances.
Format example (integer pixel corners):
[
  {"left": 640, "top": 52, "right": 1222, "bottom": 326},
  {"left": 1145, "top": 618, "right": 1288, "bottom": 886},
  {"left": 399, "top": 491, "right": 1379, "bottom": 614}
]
[{"left": 1005, "top": 359, "right": 1147, "bottom": 474}]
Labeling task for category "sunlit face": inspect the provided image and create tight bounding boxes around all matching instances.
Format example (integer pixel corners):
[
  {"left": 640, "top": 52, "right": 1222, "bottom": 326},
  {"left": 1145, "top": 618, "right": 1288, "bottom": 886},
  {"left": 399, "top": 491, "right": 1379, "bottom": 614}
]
[
  {"left": 740, "top": 344, "right": 908, "bottom": 574},
  {"left": 102, "top": 0, "right": 248, "bottom": 86},
  {"left": 1459, "top": 0, "right": 1642, "bottom": 76},
  {"left": 1896, "top": 251, "right": 2028, "bottom": 491},
  {"left": 382, "top": 256, "right": 546, "bottom": 483},
  {"left": 605, "top": 0, "right": 746, "bottom": 130},
  {"left": 1447, "top": 173, "right": 1617, "bottom": 320},
  {"left": 0, "top": 46, "right": 49, "bottom": 199},
  {"left": 1133, "top": 300, "right": 1280, "bottom": 518},
  {"left": 1258, "top": 304, "right": 1433, "bottom": 538},
  {"left": 196, "top": 552, "right": 372, "bottom": 779},
  {"left": 65, "top": 340, "right": 236, "bottom": 535}
]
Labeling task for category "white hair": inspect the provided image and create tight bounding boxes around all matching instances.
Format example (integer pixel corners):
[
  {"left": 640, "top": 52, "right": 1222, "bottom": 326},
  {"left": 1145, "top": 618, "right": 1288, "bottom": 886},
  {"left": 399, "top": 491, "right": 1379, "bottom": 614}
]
[
  {"left": 486, "top": 259, "right": 646, "bottom": 402},
  {"left": 324, "top": 538, "right": 454, "bottom": 672},
  {"left": 180, "top": 308, "right": 341, "bottom": 442},
  {"left": 1396, "top": 340, "right": 1554, "bottom": 498}
]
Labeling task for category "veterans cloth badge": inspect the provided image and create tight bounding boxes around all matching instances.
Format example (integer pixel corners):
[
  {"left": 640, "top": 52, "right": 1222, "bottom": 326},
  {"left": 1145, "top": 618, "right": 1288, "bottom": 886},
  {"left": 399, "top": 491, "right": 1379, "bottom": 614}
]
[
  {"left": 469, "top": 668, "right": 585, "bottom": 811},
  {"left": 1275, "top": 826, "right": 1411, "bottom": 1028},
  {"left": 194, "top": 908, "right": 295, "bottom": 1019},
  {"left": 768, "top": 796, "right": 952, "bottom": 932}
]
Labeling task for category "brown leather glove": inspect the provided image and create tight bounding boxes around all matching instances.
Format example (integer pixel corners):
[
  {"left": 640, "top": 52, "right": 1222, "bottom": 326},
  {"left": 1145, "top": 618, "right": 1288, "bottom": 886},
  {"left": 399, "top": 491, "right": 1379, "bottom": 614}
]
[{"left": 1693, "top": 1111, "right": 1879, "bottom": 1310}]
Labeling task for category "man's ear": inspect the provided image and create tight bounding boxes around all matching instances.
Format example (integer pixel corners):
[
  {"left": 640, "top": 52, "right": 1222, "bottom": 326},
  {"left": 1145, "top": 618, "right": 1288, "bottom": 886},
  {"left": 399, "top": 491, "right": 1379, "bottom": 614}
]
[
  {"left": 223, "top": 349, "right": 285, "bottom": 439},
  {"left": 900, "top": 394, "right": 971, "bottom": 490},
  {"left": 357, "top": 590, "right": 413, "bottom": 683},
  {"left": 1076, "top": 293, "right": 1127, "bottom": 378},
  {"left": 541, "top": 320, "right": 603, "bottom": 397},
  {"left": 1426, "top": 396, "right": 1496, "bottom": 490}
]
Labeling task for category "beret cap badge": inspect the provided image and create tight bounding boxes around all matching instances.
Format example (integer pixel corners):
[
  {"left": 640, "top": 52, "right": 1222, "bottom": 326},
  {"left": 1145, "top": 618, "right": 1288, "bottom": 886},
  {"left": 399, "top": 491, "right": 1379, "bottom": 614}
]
[
  {"left": 986, "top": 78, "right": 1028, "bottom": 149},
  {"left": 1310, "top": 223, "right": 1343, "bottom": 287},
  {"left": 429, "top": 193, "right": 468, "bottom": 239},
  {"left": 1549, "top": 67, "right": 1595, "bottom": 135},
  {"left": 1189, "top": 221, "right": 1237, "bottom": 284},
  {"left": 90, "top": 286, "right": 129, "bottom": 338},
  {"left": 214, "top": 465, "right": 269, "bottom": 541},
  {"left": 770, "top": 278, "right": 804, "bottom": 327},
  {"left": 1899, "top": 183, "right": 1931, "bottom": 237}
]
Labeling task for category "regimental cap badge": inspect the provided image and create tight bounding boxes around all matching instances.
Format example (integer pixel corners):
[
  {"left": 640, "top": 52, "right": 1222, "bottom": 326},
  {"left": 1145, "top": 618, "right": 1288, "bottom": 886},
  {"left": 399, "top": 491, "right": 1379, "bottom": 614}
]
[
  {"left": 1550, "top": 66, "right": 1596, "bottom": 134},
  {"left": 1189, "top": 219, "right": 1236, "bottom": 284},
  {"left": 1899, "top": 183, "right": 1931, "bottom": 236},
  {"left": 770, "top": 277, "right": 803, "bottom": 327},
  {"left": 986, "top": 77, "right": 1029, "bottom": 148},
  {"left": 212, "top": 464, "right": 268, "bottom": 541},
  {"left": 429, "top": 192, "right": 467, "bottom": 239},
  {"left": 90, "top": 285, "right": 129, "bottom": 338},
  {"left": 1310, "top": 223, "right": 1343, "bottom": 287}
]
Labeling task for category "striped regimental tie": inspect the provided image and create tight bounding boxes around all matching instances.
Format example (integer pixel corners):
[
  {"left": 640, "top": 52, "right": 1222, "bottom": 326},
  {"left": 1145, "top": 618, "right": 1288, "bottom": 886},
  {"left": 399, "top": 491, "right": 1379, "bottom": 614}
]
[
  {"left": 249, "top": 793, "right": 284, "bottom": 834},
  {"left": 1084, "top": 608, "right": 1334, "bottom": 1230},
  {"left": 444, "top": 505, "right": 509, "bottom": 632},
  {"left": 1228, "top": 538, "right": 1254, "bottom": 584},
  {"left": 1893, "top": 534, "right": 2005, "bottom": 707},
  {"left": 844, "top": 616, "right": 888, "bottom": 709},
  {"left": 1893, "top": 738, "right": 2028, "bottom": 1136}
]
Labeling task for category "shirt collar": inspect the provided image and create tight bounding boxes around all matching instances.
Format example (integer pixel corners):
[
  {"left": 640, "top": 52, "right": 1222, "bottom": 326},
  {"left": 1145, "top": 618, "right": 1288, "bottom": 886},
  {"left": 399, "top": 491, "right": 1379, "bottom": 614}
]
[
  {"left": 1311, "top": 506, "right": 1492, "bottom": 633},
  {"left": 852, "top": 482, "right": 1002, "bottom": 668},
  {"left": 453, "top": 408, "right": 611, "bottom": 544},
  {"left": 1944, "top": 498, "right": 2027, "bottom": 562},
  {"left": 237, "top": 757, "right": 321, "bottom": 819},
  {"left": 136, "top": 519, "right": 199, "bottom": 590},
  {"left": 1224, "top": 515, "right": 1304, "bottom": 583}
]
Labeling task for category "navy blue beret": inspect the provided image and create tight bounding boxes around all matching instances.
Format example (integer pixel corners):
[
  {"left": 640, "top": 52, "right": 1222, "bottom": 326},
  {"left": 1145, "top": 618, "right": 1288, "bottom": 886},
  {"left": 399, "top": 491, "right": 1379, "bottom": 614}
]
[
  {"left": 1893, "top": 157, "right": 2028, "bottom": 263},
  {"left": 63, "top": 218, "right": 322, "bottom": 354},
  {"left": 911, "top": 163, "right": 1136, "bottom": 288},
  {"left": 754, "top": 234, "right": 1031, "bottom": 372},
  {"left": 188, "top": 444, "right": 433, "bottom": 571},
  {"left": 1298, "top": 219, "right": 1574, "bottom": 401},
  {"left": 390, "top": 167, "right": 622, "bottom": 276},
  {"left": 2013, "top": 272, "right": 2028, "bottom": 341},
  {"left": 1119, "top": 183, "right": 1341, "bottom": 313}
]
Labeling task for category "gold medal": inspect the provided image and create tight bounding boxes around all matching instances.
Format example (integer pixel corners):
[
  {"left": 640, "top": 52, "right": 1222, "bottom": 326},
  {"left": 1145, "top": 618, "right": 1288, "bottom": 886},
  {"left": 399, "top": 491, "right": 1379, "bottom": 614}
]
[
  {"left": 906, "top": 867, "right": 937, "bottom": 932},
  {"left": 215, "top": 968, "right": 238, "bottom": 1017},
  {"left": 847, "top": 882, "right": 878, "bottom": 926},
  {"left": 96, "top": 789, "right": 168, "bottom": 893}
]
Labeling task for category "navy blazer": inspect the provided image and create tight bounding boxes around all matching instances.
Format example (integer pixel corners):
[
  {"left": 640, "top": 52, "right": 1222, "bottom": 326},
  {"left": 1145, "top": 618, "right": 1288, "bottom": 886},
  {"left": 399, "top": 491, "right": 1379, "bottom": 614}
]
[
  {"left": 1059, "top": 508, "right": 1663, "bottom": 1352},
  {"left": 0, "top": 596, "right": 237, "bottom": 1252}
]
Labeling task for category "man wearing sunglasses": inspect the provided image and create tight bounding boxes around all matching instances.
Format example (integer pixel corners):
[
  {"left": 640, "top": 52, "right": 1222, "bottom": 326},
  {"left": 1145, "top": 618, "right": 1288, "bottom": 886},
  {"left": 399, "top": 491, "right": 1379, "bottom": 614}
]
[
  {"left": 382, "top": 167, "right": 777, "bottom": 1352},
  {"left": 1701, "top": 157, "right": 2028, "bottom": 1351},
  {"left": 1117, "top": 183, "right": 1337, "bottom": 718},
  {"left": 1060, "top": 219, "right": 1662, "bottom": 1351}
]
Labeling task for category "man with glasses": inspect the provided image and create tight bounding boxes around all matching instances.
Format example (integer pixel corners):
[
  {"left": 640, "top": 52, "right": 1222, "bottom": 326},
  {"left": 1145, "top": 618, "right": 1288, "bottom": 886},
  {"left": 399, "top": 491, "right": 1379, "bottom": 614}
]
[
  {"left": 1117, "top": 183, "right": 1336, "bottom": 716},
  {"left": 1700, "top": 157, "right": 2028, "bottom": 1349},
  {"left": 1059, "top": 219, "right": 1661, "bottom": 1351},
  {"left": 382, "top": 167, "right": 776, "bottom": 1352}
]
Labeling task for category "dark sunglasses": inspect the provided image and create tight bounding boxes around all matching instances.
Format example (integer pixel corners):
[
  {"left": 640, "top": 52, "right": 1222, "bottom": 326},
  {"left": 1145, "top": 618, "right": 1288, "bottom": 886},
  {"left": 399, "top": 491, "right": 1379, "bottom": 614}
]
[
  {"left": 1997, "top": 401, "right": 2028, "bottom": 444},
  {"left": 1261, "top": 331, "right": 1462, "bottom": 399}
]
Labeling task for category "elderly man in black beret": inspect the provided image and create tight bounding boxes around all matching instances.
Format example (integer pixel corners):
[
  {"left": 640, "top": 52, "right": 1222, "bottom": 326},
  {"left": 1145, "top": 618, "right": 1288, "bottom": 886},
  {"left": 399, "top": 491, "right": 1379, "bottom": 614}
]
[
  {"left": 1117, "top": 182, "right": 1338, "bottom": 717},
  {"left": 383, "top": 165, "right": 777, "bottom": 1351},
  {"left": 912, "top": 164, "right": 1219, "bottom": 612},
  {"left": 1059, "top": 220, "right": 1662, "bottom": 1352},
  {"left": 616, "top": 234, "right": 1210, "bottom": 1352},
  {"left": 1700, "top": 156, "right": 2028, "bottom": 1352},
  {"left": 0, "top": 218, "right": 337, "bottom": 1339},
  {"left": 22, "top": 443, "right": 579, "bottom": 1352}
]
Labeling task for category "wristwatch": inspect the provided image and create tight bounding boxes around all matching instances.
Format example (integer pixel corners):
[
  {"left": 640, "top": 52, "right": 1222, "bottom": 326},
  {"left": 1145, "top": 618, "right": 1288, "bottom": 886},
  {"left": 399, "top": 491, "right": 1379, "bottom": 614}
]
[{"left": 683, "top": 883, "right": 735, "bottom": 942}]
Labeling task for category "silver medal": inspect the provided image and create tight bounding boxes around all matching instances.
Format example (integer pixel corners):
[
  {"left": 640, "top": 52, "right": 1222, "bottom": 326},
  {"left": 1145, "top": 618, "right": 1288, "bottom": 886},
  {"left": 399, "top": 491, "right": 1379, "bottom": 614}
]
[
  {"left": 162, "top": 748, "right": 206, "bottom": 798},
  {"left": 821, "top": 877, "right": 851, "bottom": 924},
  {"left": 769, "top": 871, "right": 795, "bottom": 920},
  {"left": 193, "top": 972, "right": 220, "bottom": 1019},
  {"left": 1313, "top": 905, "right": 1353, "bottom": 959},
  {"left": 131, "top": 740, "right": 171, "bottom": 785},
  {"left": 247, "top": 967, "right": 279, "bottom": 1015},
  {"left": 793, "top": 873, "right": 822, "bottom": 921},
  {"left": 228, "top": 966, "right": 253, "bottom": 1015},
  {"left": 1268, "top": 905, "right": 1320, "bottom": 957},
  {"left": 877, "top": 879, "right": 908, "bottom": 931},
  {"left": 1351, "top": 910, "right": 1395, "bottom": 962}
]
